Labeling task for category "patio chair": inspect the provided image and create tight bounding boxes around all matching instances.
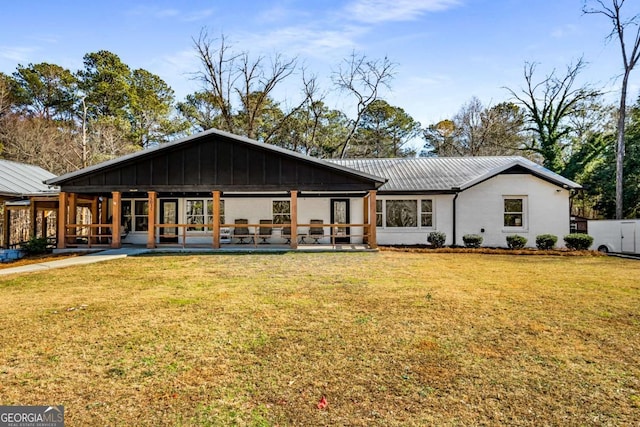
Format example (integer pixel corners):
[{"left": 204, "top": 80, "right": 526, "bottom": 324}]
[
  {"left": 233, "top": 219, "right": 253, "bottom": 244},
  {"left": 309, "top": 219, "right": 324, "bottom": 244},
  {"left": 281, "top": 221, "right": 292, "bottom": 244},
  {"left": 258, "top": 219, "right": 272, "bottom": 244}
]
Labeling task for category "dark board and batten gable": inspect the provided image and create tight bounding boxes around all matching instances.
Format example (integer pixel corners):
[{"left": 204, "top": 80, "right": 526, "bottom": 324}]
[{"left": 46, "top": 129, "right": 386, "bottom": 194}]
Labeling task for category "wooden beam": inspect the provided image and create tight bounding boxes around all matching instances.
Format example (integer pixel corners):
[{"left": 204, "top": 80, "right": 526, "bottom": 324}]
[
  {"left": 147, "top": 191, "right": 157, "bottom": 248},
  {"left": 38, "top": 209, "right": 45, "bottom": 238},
  {"left": 29, "top": 198, "right": 37, "bottom": 239},
  {"left": 68, "top": 193, "right": 77, "bottom": 227},
  {"left": 2, "top": 202, "right": 9, "bottom": 248},
  {"left": 57, "top": 192, "right": 68, "bottom": 249},
  {"left": 101, "top": 197, "right": 108, "bottom": 224},
  {"left": 363, "top": 193, "right": 369, "bottom": 244},
  {"left": 368, "top": 190, "right": 377, "bottom": 249},
  {"left": 111, "top": 192, "right": 122, "bottom": 249},
  {"left": 290, "top": 190, "right": 298, "bottom": 249},
  {"left": 212, "top": 190, "right": 221, "bottom": 249}
]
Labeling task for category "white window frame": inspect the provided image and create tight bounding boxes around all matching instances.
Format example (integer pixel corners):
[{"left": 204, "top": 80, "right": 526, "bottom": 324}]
[
  {"left": 272, "top": 200, "right": 291, "bottom": 225},
  {"left": 184, "top": 199, "right": 225, "bottom": 232},
  {"left": 186, "top": 199, "right": 206, "bottom": 231},
  {"left": 376, "top": 198, "right": 435, "bottom": 229},
  {"left": 503, "top": 196, "right": 527, "bottom": 230},
  {"left": 121, "top": 199, "right": 147, "bottom": 233}
]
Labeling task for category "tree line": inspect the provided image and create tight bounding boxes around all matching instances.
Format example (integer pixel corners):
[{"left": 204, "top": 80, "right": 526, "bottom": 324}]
[{"left": 0, "top": 0, "right": 638, "bottom": 218}]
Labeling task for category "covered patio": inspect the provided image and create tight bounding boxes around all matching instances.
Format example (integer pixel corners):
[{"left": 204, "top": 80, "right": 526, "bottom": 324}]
[{"left": 46, "top": 129, "right": 386, "bottom": 251}]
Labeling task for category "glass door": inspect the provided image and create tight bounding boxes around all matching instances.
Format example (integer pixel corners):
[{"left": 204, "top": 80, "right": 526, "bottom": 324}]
[
  {"left": 331, "top": 199, "right": 350, "bottom": 244},
  {"left": 159, "top": 199, "right": 178, "bottom": 243}
]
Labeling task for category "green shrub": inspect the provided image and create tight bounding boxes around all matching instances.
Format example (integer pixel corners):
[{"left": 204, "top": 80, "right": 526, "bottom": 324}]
[
  {"left": 506, "top": 234, "right": 527, "bottom": 249},
  {"left": 536, "top": 234, "right": 558, "bottom": 250},
  {"left": 21, "top": 237, "right": 51, "bottom": 255},
  {"left": 427, "top": 231, "right": 446, "bottom": 248},
  {"left": 462, "top": 234, "right": 483, "bottom": 248},
  {"left": 563, "top": 233, "right": 594, "bottom": 251}
]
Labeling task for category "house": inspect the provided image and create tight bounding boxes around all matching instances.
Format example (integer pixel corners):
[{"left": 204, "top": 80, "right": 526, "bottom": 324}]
[
  {"left": 1, "top": 159, "right": 58, "bottom": 247},
  {"left": 39, "top": 128, "right": 580, "bottom": 250}
]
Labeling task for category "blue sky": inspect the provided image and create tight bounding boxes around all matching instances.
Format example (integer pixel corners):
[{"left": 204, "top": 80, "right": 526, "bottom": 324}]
[{"left": 1, "top": 0, "right": 637, "bottom": 130}]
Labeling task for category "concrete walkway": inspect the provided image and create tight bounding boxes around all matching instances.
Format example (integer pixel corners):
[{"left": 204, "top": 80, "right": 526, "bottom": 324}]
[{"left": 0, "top": 248, "right": 146, "bottom": 277}]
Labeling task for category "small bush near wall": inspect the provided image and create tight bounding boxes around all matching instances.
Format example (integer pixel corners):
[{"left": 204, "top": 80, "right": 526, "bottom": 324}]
[
  {"left": 462, "top": 234, "right": 483, "bottom": 248},
  {"left": 564, "top": 233, "right": 594, "bottom": 251},
  {"left": 21, "top": 237, "right": 51, "bottom": 255},
  {"left": 427, "top": 231, "right": 446, "bottom": 248},
  {"left": 536, "top": 234, "right": 558, "bottom": 250},
  {"left": 506, "top": 235, "right": 527, "bottom": 249}
]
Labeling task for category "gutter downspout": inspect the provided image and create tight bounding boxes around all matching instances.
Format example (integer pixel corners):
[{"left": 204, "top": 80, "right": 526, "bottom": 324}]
[{"left": 452, "top": 188, "right": 460, "bottom": 247}]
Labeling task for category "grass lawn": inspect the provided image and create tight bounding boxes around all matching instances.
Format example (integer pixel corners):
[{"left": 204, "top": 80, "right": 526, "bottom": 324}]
[{"left": 0, "top": 252, "right": 638, "bottom": 426}]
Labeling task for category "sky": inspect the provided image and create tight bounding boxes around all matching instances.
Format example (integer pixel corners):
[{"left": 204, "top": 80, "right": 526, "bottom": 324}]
[{"left": 1, "top": 0, "right": 638, "bottom": 140}]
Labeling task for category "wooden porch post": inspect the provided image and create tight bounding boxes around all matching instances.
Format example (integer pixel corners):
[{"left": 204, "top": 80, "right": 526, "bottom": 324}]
[
  {"left": 111, "top": 192, "right": 122, "bottom": 249},
  {"left": 100, "top": 197, "right": 108, "bottom": 243},
  {"left": 212, "top": 190, "right": 221, "bottom": 249},
  {"left": 67, "top": 193, "right": 77, "bottom": 244},
  {"left": 368, "top": 190, "right": 377, "bottom": 249},
  {"left": 290, "top": 190, "right": 298, "bottom": 249},
  {"left": 363, "top": 193, "right": 370, "bottom": 244},
  {"left": 90, "top": 197, "right": 99, "bottom": 244},
  {"left": 57, "top": 192, "right": 68, "bottom": 249},
  {"left": 38, "top": 209, "right": 46, "bottom": 239},
  {"left": 147, "top": 191, "right": 157, "bottom": 249},
  {"left": 2, "top": 202, "right": 10, "bottom": 248},
  {"left": 29, "top": 198, "right": 37, "bottom": 239}
]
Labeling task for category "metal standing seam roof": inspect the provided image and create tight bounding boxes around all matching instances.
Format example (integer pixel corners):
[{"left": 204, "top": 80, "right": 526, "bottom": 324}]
[
  {"left": 330, "top": 157, "right": 581, "bottom": 192},
  {"left": 0, "top": 159, "right": 58, "bottom": 197}
]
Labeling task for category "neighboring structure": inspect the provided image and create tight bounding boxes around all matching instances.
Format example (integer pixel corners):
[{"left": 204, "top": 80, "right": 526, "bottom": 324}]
[
  {"left": 333, "top": 157, "right": 582, "bottom": 247},
  {"left": 33, "top": 129, "right": 580, "bottom": 250},
  {"left": 1, "top": 159, "right": 59, "bottom": 248},
  {"left": 588, "top": 219, "right": 640, "bottom": 254}
]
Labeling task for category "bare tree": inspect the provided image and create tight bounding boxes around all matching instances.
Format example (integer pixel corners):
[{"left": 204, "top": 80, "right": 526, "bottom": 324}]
[
  {"left": 584, "top": 0, "right": 640, "bottom": 219},
  {"left": 505, "top": 58, "right": 601, "bottom": 172},
  {"left": 192, "top": 29, "right": 298, "bottom": 140},
  {"left": 332, "top": 52, "right": 396, "bottom": 158},
  {"left": 422, "top": 98, "right": 526, "bottom": 157}
]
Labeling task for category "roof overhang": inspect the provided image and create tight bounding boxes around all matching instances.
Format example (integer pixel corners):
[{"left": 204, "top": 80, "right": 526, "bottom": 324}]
[{"left": 459, "top": 159, "right": 582, "bottom": 191}]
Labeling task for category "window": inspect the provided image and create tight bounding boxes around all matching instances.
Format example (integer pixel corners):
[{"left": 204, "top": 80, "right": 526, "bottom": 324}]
[
  {"left": 186, "top": 200, "right": 205, "bottom": 231},
  {"left": 273, "top": 201, "right": 291, "bottom": 224},
  {"left": 185, "top": 199, "right": 224, "bottom": 231},
  {"left": 121, "top": 200, "right": 132, "bottom": 233},
  {"left": 386, "top": 200, "right": 417, "bottom": 227},
  {"left": 421, "top": 200, "right": 433, "bottom": 227},
  {"left": 207, "top": 200, "right": 225, "bottom": 228},
  {"left": 134, "top": 200, "right": 148, "bottom": 231},
  {"left": 504, "top": 197, "right": 525, "bottom": 227},
  {"left": 376, "top": 199, "right": 434, "bottom": 228}
]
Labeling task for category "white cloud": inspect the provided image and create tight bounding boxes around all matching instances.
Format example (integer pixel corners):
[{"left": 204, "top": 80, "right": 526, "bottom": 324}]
[
  {"left": 345, "top": 0, "right": 461, "bottom": 23},
  {"left": 237, "top": 24, "right": 368, "bottom": 58},
  {"left": 551, "top": 24, "right": 578, "bottom": 39},
  {"left": 182, "top": 9, "right": 215, "bottom": 22},
  {"left": 0, "top": 46, "right": 37, "bottom": 63},
  {"left": 126, "top": 6, "right": 214, "bottom": 22}
]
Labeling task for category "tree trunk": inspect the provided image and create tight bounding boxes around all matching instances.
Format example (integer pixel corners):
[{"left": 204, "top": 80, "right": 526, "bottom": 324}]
[{"left": 615, "top": 70, "right": 629, "bottom": 219}]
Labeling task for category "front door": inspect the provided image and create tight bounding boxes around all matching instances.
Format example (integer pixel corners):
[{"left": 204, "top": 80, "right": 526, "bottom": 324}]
[
  {"left": 331, "top": 199, "right": 350, "bottom": 244},
  {"left": 159, "top": 199, "right": 179, "bottom": 243}
]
